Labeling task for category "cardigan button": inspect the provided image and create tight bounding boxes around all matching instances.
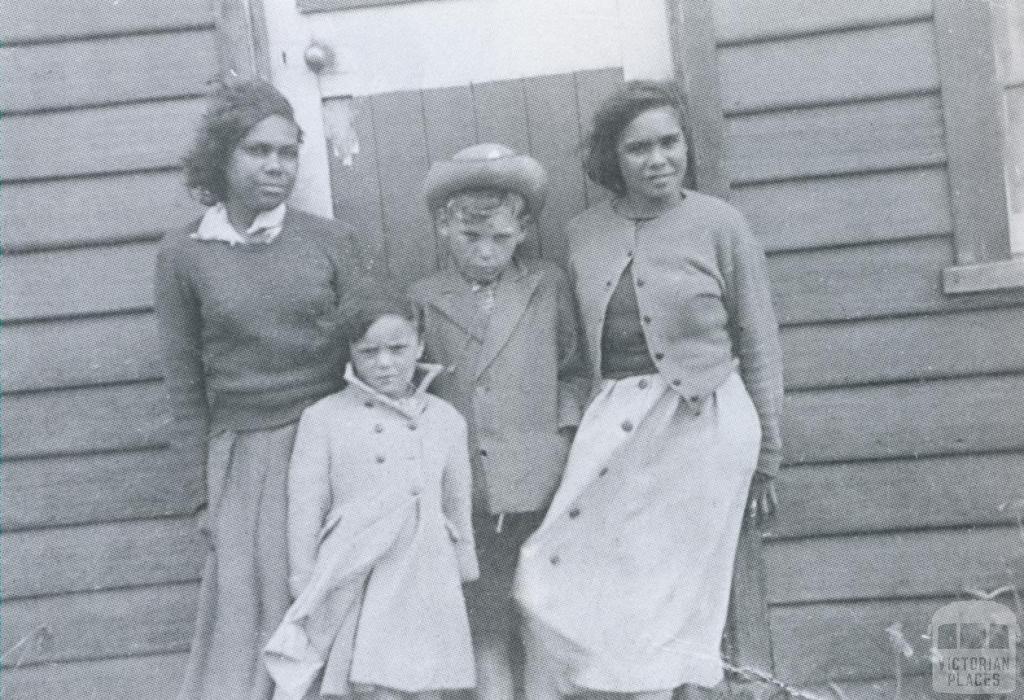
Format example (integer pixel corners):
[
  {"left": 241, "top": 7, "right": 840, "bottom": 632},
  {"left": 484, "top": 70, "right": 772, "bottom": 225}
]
[
  {"left": 643, "top": 315, "right": 651, "bottom": 324},
  {"left": 364, "top": 400, "right": 375, "bottom": 408},
  {"left": 374, "top": 424, "right": 384, "bottom": 433},
  {"left": 599, "top": 467, "right": 609, "bottom": 477},
  {"left": 480, "top": 449, "right": 488, "bottom": 457},
  {"left": 621, "top": 420, "right": 634, "bottom": 432},
  {"left": 636, "top": 278, "right": 645, "bottom": 287},
  {"left": 568, "top": 507, "right": 581, "bottom": 519},
  {"left": 672, "top": 379, "right": 682, "bottom": 387},
  {"left": 375, "top": 455, "right": 386, "bottom": 464},
  {"left": 605, "top": 280, "right": 613, "bottom": 287},
  {"left": 654, "top": 352, "right": 664, "bottom": 361},
  {"left": 407, "top": 422, "right": 418, "bottom": 431},
  {"left": 550, "top": 554, "right": 561, "bottom": 566},
  {"left": 638, "top": 379, "right": 649, "bottom": 390}
]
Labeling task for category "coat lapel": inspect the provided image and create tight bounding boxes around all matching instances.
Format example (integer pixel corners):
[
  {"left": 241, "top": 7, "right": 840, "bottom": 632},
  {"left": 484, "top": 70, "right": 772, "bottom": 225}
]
[
  {"left": 472, "top": 263, "right": 542, "bottom": 379},
  {"left": 421, "top": 273, "right": 487, "bottom": 342}
]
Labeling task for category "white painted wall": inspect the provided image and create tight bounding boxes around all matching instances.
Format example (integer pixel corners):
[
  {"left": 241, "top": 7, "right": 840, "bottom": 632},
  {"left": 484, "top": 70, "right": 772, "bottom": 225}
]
[{"left": 261, "top": 0, "right": 674, "bottom": 214}]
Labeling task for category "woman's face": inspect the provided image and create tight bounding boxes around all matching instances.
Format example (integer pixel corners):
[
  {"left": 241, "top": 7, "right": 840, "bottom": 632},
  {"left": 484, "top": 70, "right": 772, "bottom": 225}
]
[
  {"left": 616, "top": 106, "right": 687, "bottom": 209},
  {"left": 350, "top": 314, "right": 423, "bottom": 399},
  {"left": 224, "top": 114, "right": 300, "bottom": 215}
]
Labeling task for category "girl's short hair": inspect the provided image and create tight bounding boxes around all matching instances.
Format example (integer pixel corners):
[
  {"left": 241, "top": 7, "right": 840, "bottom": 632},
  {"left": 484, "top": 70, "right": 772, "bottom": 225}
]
[
  {"left": 337, "top": 278, "right": 419, "bottom": 344},
  {"left": 436, "top": 189, "right": 529, "bottom": 228},
  {"left": 182, "top": 79, "right": 301, "bottom": 206},
  {"left": 583, "top": 80, "right": 697, "bottom": 195}
]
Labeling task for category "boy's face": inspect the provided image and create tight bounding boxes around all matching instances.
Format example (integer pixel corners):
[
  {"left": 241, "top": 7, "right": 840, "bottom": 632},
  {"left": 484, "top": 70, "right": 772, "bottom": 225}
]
[
  {"left": 442, "top": 208, "right": 526, "bottom": 284},
  {"left": 350, "top": 314, "right": 423, "bottom": 399}
]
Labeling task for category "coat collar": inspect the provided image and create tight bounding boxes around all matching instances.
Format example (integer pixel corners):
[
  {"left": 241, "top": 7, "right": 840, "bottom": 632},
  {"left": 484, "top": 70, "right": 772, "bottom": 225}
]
[
  {"left": 343, "top": 362, "right": 444, "bottom": 419},
  {"left": 422, "top": 259, "right": 543, "bottom": 378}
]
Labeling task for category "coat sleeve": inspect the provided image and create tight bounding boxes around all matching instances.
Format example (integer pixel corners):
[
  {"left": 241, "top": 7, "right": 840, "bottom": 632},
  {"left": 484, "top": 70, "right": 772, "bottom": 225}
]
[
  {"left": 441, "top": 416, "right": 479, "bottom": 582},
  {"left": 154, "top": 241, "right": 210, "bottom": 506},
  {"left": 287, "top": 405, "right": 333, "bottom": 598},
  {"left": 724, "top": 217, "right": 785, "bottom": 477},
  {"left": 552, "top": 265, "right": 590, "bottom": 429}
]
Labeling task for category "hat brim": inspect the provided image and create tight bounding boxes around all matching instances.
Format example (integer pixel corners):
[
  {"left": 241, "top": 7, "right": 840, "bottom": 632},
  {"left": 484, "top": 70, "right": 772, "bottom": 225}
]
[{"left": 423, "top": 154, "right": 548, "bottom": 216}]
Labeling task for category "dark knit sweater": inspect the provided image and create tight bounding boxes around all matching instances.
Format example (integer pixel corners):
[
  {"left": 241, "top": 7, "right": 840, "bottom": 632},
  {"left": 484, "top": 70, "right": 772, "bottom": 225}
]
[{"left": 154, "top": 208, "right": 365, "bottom": 481}]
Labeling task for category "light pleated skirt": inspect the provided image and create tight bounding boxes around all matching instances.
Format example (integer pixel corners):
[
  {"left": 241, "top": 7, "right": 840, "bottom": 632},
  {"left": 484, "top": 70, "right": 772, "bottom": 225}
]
[
  {"left": 515, "top": 371, "right": 760, "bottom": 694},
  {"left": 177, "top": 422, "right": 298, "bottom": 700}
]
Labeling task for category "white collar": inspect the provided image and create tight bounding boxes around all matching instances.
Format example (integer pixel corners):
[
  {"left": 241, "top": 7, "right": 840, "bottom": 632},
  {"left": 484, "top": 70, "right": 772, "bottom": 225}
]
[
  {"left": 190, "top": 202, "right": 287, "bottom": 246},
  {"left": 343, "top": 362, "right": 444, "bottom": 419}
]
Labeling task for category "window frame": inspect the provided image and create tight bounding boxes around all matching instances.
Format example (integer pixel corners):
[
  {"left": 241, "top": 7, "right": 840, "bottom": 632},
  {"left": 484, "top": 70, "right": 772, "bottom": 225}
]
[{"left": 935, "top": 0, "right": 1024, "bottom": 293}]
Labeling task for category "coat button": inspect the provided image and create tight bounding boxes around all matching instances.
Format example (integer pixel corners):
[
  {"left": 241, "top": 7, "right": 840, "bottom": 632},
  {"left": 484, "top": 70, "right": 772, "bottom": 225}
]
[
  {"left": 654, "top": 352, "right": 664, "bottom": 361},
  {"left": 621, "top": 420, "right": 634, "bottom": 432},
  {"left": 375, "top": 454, "right": 386, "bottom": 464},
  {"left": 568, "top": 507, "right": 581, "bottom": 519},
  {"left": 643, "top": 315, "right": 651, "bottom": 324},
  {"left": 550, "top": 554, "right": 561, "bottom": 566},
  {"left": 374, "top": 424, "right": 384, "bottom": 433},
  {"left": 638, "top": 379, "right": 649, "bottom": 390},
  {"left": 480, "top": 448, "right": 488, "bottom": 457},
  {"left": 599, "top": 467, "right": 609, "bottom": 477},
  {"left": 690, "top": 396, "right": 700, "bottom": 403},
  {"left": 672, "top": 378, "right": 682, "bottom": 387},
  {"left": 407, "top": 422, "right": 417, "bottom": 431},
  {"left": 636, "top": 278, "right": 645, "bottom": 287},
  {"left": 605, "top": 280, "right": 614, "bottom": 288}
]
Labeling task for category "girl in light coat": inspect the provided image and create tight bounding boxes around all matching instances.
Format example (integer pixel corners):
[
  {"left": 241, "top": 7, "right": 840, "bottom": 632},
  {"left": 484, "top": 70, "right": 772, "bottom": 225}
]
[{"left": 264, "top": 288, "right": 478, "bottom": 700}]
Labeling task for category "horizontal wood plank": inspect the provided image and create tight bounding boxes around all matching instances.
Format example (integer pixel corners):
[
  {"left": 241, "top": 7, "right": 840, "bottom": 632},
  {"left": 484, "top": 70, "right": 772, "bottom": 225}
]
[
  {"left": 3, "top": 518, "right": 203, "bottom": 601},
  {"left": 769, "top": 237, "right": 1024, "bottom": 326},
  {"left": 781, "top": 306, "right": 1024, "bottom": 390},
  {"left": 784, "top": 374, "right": 1024, "bottom": 465},
  {"left": 2, "top": 652, "right": 187, "bottom": 700},
  {"left": 2, "top": 242, "right": 157, "bottom": 322},
  {"left": 2, "top": 98, "right": 205, "bottom": 181},
  {"left": 773, "top": 453, "right": 1024, "bottom": 539},
  {"left": 765, "top": 526, "right": 1024, "bottom": 604},
  {"left": 2, "top": 381, "right": 168, "bottom": 460},
  {"left": 735, "top": 166, "right": 952, "bottom": 253},
  {"left": 2, "top": 314, "right": 161, "bottom": 392},
  {"left": 719, "top": 21, "right": 938, "bottom": 114},
  {"left": 2, "top": 449, "right": 199, "bottom": 532},
  {"left": 712, "top": 0, "right": 933, "bottom": 45},
  {"left": 1, "top": 582, "right": 197, "bottom": 668},
  {"left": 3, "top": 171, "right": 200, "bottom": 252},
  {"left": 2, "top": 0, "right": 212, "bottom": 44},
  {"left": 771, "top": 597, "right": 992, "bottom": 684},
  {"left": 0, "top": 30, "right": 216, "bottom": 113},
  {"left": 727, "top": 94, "right": 946, "bottom": 185}
]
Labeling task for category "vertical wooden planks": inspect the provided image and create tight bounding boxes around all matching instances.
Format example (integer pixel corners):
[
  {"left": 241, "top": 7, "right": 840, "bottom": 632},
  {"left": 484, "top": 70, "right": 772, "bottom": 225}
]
[
  {"left": 471, "top": 78, "right": 540, "bottom": 258},
  {"left": 369, "top": 90, "right": 438, "bottom": 289},
  {"left": 523, "top": 73, "right": 587, "bottom": 265},
  {"left": 573, "top": 67, "right": 624, "bottom": 207},
  {"left": 325, "top": 96, "right": 390, "bottom": 275}
]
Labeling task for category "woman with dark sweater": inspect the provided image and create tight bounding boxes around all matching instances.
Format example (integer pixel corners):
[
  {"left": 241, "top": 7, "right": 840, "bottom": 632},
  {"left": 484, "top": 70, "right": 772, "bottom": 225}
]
[{"left": 155, "top": 80, "right": 364, "bottom": 700}]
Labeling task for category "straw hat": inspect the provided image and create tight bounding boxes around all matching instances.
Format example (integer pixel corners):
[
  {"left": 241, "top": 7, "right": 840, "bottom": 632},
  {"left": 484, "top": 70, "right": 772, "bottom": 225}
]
[{"left": 423, "top": 143, "right": 548, "bottom": 215}]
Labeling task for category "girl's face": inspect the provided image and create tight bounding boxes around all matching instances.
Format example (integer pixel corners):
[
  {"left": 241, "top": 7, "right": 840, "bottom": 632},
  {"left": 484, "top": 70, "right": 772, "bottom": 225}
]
[
  {"left": 350, "top": 314, "right": 423, "bottom": 399},
  {"left": 224, "top": 114, "right": 300, "bottom": 217},
  {"left": 616, "top": 106, "right": 687, "bottom": 212}
]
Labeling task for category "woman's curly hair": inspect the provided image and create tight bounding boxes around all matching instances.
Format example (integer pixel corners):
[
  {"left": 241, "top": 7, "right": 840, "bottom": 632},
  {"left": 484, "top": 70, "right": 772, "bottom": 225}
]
[
  {"left": 583, "top": 80, "right": 697, "bottom": 196},
  {"left": 182, "top": 79, "right": 301, "bottom": 206}
]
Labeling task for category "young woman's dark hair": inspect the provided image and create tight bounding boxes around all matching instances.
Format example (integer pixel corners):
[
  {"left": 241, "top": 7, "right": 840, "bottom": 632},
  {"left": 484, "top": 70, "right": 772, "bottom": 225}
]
[
  {"left": 182, "top": 79, "right": 302, "bottom": 205},
  {"left": 583, "top": 79, "right": 697, "bottom": 195}
]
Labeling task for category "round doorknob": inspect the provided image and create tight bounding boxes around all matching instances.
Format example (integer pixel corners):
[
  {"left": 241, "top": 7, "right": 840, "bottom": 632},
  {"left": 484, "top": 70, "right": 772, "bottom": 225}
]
[{"left": 304, "top": 41, "right": 334, "bottom": 73}]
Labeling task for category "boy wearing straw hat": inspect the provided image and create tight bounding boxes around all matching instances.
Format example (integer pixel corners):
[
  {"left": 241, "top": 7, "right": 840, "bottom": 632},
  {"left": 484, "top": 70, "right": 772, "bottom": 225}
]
[{"left": 411, "top": 143, "right": 588, "bottom": 700}]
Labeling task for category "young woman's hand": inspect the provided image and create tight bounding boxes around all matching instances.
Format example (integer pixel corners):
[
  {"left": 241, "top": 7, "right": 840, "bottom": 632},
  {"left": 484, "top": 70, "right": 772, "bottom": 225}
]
[{"left": 745, "top": 472, "right": 778, "bottom": 524}]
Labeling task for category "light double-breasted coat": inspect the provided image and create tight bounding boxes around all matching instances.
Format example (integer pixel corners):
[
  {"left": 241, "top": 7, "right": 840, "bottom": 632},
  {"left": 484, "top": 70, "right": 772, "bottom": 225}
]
[
  {"left": 409, "top": 257, "right": 589, "bottom": 514},
  {"left": 264, "top": 365, "right": 478, "bottom": 699}
]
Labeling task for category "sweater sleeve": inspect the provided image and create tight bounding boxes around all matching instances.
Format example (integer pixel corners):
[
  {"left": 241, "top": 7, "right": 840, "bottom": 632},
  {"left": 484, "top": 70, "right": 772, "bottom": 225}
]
[
  {"left": 725, "top": 217, "right": 785, "bottom": 477},
  {"left": 552, "top": 265, "right": 589, "bottom": 429},
  {"left": 441, "top": 415, "right": 479, "bottom": 582},
  {"left": 287, "top": 405, "right": 333, "bottom": 598},
  {"left": 154, "top": 241, "right": 210, "bottom": 503}
]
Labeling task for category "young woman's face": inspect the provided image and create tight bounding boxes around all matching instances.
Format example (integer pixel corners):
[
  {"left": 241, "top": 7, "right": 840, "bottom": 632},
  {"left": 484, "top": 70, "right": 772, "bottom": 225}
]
[
  {"left": 224, "top": 114, "right": 300, "bottom": 215},
  {"left": 442, "top": 208, "right": 526, "bottom": 284},
  {"left": 616, "top": 106, "right": 687, "bottom": 210},
  {"left": 350, "top": 314, "right": 423, "bottom": 399}
]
